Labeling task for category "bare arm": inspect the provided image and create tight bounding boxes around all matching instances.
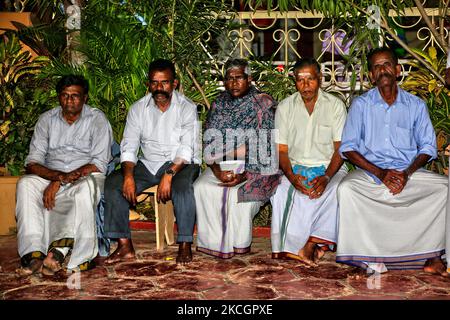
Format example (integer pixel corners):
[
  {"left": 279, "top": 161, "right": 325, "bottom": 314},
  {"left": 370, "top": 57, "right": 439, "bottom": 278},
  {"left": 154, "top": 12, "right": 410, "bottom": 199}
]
[
  {"left": 278, "top": 144, "right": 309, "bottom": 195},
  {"left": 122, "top": 161, "right": 137, "bottom": 206}
]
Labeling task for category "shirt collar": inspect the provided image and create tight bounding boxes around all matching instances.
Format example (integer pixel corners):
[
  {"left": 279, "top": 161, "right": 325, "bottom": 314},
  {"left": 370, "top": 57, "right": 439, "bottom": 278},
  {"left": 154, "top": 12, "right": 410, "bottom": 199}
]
[
  {"left": 372, "top": 85, "right": 407, "bottom": 108},
  {"left": 295, "top": 88, "right": 324, "bottom": 110}
]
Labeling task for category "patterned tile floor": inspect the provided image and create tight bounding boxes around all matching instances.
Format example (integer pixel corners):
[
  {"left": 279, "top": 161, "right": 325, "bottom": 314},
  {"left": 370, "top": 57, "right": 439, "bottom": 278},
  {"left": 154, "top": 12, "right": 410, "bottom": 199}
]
[{"left": 0, "top": 230, "right": 449, "bottom": 300}]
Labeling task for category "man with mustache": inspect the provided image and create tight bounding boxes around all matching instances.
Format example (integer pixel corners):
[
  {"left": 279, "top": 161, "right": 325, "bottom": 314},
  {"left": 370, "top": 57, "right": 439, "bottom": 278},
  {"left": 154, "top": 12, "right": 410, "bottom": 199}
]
[
  {"left": 270, "top": 58, "right": 347, "bottom": 266},
  {"left": 336, "top": 47, "right": 448, "bottom": 276},
  {"left": 103, "top": 59, "right": 200, "bottom": 264}
]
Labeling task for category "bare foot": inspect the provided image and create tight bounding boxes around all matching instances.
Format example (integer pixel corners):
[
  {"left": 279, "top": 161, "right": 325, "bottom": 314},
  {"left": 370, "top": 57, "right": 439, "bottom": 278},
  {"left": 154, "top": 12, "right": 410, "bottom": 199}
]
[
  {"left": 92, "top": 255, "right": 108, "bottom": 267},
  {"left": 313, "top": 246, "right": 325, "bottom": 263},
  {"left": 16, "top": 258, "right": 43, "bottom": 276},
  {"left": 284, "top": 243, "right": 318, "bottom": 267},
  {"left": 42, "top": 252, "right": 63, "bottom": 276},
  {"left": 176, "top": 242, "right": 192, "bottom": 265},
  {"left": 423, "top": 257, "right": 446, "bottom": 276},
  {"left": 105, "top": 239, "right": 136, "bottom": 265}
]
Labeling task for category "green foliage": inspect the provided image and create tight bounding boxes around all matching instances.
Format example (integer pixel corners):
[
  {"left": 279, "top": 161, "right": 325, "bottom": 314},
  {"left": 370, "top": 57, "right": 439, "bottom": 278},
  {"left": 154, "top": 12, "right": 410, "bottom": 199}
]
[
  {"left": 25, "top": 0, "right": 233, "bottom": 143},
  {"left": 250, "top": 59, "right": 297, "bottom": 101},
  {"left": 401, "top": 47, "right": 450, "bottom": 174},
  {"left": 0, "top": 32, "right": 51, "bottom": 175}
]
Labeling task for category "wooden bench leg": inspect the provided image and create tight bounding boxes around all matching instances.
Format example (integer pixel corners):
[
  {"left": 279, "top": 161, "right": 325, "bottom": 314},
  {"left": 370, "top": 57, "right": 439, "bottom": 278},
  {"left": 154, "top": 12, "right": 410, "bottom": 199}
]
[
  {"left": 161, "top": 201, "right": 175, "bottom": 246},
  {"left": 154, "top": 197, "right": 165, "bottom": 252}
]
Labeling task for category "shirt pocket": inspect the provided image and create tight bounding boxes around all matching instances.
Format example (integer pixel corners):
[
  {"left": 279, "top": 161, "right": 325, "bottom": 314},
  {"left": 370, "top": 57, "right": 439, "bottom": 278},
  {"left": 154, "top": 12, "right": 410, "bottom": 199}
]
[
  {"left": 316, "top": 125, "right": 332, "bottom": 144},
  {"left": 393, "top": 126, "right": 412, "bottom": 149}
]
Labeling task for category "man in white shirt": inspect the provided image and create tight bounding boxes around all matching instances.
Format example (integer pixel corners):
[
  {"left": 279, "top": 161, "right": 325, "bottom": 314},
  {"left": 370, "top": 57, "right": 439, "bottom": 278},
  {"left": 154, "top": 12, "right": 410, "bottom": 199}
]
[
  {"left": 16, "top": 75, "right": 113, "bottom": 276},
  {"left": 271, "top": 58, "right": 347, "bottom": 266},
  {"left": 104, "top": 59, "right": 200, "bottom": 265}
]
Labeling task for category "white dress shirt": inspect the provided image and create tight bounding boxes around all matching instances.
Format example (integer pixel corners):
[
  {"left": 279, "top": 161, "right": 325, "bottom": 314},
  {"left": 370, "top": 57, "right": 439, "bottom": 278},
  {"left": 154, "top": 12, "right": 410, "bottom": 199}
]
[
  {"left": 120, "top": 90, "right": 201, "bottom": 174},
  {"left": 25, "top": 104, "right": 113, "bottom": 173}
]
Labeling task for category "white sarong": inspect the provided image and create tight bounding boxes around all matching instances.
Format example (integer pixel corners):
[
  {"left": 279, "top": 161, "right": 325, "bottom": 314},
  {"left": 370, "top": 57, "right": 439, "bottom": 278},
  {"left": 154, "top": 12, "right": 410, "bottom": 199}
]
[
  {"left": 194, "top": 168, "right": 263, "bottom": 258},
  {"left": 336, "top": 169, "right": 447, "bottom": 270},
  {"left": 270, "top": 166, "right": 348, "bottom": 255},
  {"left": 16, "top": 173, "right": 104, "bottom": 270}
]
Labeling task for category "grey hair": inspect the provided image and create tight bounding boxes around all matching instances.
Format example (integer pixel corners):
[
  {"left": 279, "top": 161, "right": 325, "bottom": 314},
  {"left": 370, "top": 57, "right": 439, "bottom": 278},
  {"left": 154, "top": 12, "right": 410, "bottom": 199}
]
[{"left": 224, "top": 58, "right": 251, "bottom": 76}]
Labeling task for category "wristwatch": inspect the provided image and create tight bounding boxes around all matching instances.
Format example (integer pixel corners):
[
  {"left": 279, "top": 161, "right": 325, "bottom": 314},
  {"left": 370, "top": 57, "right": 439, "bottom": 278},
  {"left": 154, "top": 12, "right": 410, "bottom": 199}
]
[{"left": 165, "top": 168, "right": 176, "bottom": 177}]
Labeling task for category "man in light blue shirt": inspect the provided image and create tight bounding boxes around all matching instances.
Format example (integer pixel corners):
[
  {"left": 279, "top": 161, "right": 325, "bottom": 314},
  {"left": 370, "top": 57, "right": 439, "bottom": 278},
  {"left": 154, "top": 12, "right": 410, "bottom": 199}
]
[{"left": 336, "top": 47, "right": 448, "bottom": 276}]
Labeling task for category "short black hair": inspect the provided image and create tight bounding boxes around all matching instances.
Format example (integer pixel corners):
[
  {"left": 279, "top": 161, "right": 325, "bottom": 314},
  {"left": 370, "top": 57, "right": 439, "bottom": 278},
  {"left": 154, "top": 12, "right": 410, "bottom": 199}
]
[
  {"left": 293, "top": 58, "right": 321, "bottom": 75},
  {"left": 148, "top": 59, "right": 176, "bottom": 79},
  {"left": 56, "top": 75, "right": 89, "bottom": 95},
  {"left": 367, "top": 47, "right": 398, "bottom": 70}
]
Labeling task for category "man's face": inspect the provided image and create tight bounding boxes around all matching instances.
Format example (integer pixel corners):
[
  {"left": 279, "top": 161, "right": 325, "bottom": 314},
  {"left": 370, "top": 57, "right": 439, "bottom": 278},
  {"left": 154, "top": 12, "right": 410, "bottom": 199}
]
[
  {"left": 58, "top": 85, "right": 87, "bottom": 117},
  {"left": 369, "top": 52, "right": 401, "bottom": 87},
  {"left": 148, "top": 69, "right": 178, "bottom": 105},
  {"left": 294, "top": 66, "right": 321, "bottom": 103},
  {"left": 224, "top": 67, "right": 252, "bottom": 98}
]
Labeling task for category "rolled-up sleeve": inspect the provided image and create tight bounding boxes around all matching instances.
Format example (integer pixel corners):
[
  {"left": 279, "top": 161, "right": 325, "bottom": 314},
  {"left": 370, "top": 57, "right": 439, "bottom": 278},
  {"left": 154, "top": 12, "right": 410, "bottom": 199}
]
[
  {"left": 274, "top": 101, "right": 288, "bottom": 145},
  {"left": 25, "top": 114, "right": 49, "bottom": 167},
  {"left": 339, "top": 98, "right": 363, "bottom": 158},
  {"left": 332, "top": 99, "right": 347, "bottom": 142},
  {"left": 414, "top": 99, "right": 437, "bottom": 159},
  {"left": 90, "top": 112, "right": 113, "bottom": 174},
  {"left": 175, "top": 103, "right": 200, "bottom": 163},
  {"left": 120, "top": 104, "right": 141, "bottom": 164}
]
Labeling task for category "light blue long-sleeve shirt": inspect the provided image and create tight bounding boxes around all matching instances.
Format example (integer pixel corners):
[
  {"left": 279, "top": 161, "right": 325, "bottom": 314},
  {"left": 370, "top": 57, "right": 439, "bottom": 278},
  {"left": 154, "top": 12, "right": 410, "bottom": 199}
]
[{"left": 339, "top": 86, "right": 436, "bottom": 175}]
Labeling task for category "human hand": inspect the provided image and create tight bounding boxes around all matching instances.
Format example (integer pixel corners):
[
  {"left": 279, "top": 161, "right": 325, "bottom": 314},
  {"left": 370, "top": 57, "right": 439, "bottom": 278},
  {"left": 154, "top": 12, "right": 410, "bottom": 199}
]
[
  {"left": 58, "top": 171, "right": 81, "bottom": 184},
  {"left": 382, "top": 169, "right": 408, "bottom": 195},
  {"left": 218, "top": 172, "right": 246, "bottom": 187},
  {"left": 43, "top": 181, "right": 61, "bottom": 210},
  {"left": 288, "top": 174, "right": 310, "bottom": 196},
  {"left": 157, "top": 174, "right": 172, "bottom": 204},
  {"left": 122, "top": 175, "right": 137, "bottom": 206},
  {"left": 308, "top": 175, "right": 330, "bottom": 199},
  {"left": 211, "top": 166, "right": 235, "bottom": 184}
]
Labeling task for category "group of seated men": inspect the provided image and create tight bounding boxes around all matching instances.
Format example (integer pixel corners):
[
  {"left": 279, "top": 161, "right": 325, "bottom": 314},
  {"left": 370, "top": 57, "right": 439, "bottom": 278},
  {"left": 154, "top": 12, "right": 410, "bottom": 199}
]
[{"left": 16, "top": 47, "right": 449, "bottom": 277}]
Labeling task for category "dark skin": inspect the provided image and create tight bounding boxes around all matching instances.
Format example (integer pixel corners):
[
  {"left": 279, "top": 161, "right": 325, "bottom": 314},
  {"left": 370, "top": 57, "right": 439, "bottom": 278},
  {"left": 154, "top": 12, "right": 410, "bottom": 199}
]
[
  {"left": 107, "top": 68, "right": 192, "bottom": 265},
  {"left": 26, "top": 85, "right": 100, "bottom": 210},
  {"left": 344, "top": 51, "right": 446, "bottom": 276},
  {"left": 275, "top": 65, "right": 344, "bottom": 265},
  {"left": 25, "top": 85, "right": 100, "bottom": 275},
  {"left": 209, "top": 67, "right": 252, "bottom": 187}
]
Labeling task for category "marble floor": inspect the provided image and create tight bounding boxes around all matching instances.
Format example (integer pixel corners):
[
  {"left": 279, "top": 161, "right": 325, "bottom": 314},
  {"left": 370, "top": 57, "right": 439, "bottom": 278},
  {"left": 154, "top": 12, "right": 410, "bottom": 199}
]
[{"left": 0, "top": 230, "right": 449, "bottom": 300}]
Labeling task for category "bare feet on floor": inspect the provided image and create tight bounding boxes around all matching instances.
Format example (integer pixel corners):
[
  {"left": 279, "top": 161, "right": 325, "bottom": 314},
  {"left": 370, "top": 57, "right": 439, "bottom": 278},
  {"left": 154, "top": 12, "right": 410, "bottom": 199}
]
[
  {"left": 42, "top": 252, "right": 63, "bottom": 276},
  {"left": 283, "top": 242, "right": 318, "bottom": 267},
  {"left": 93, "top": 255, "right": 108, "bottom": 266},
  {"left": 105, "top": 239, "right": 136, "bottom": 265},
  {"left": 313, "top": 246, "right": 325, "bottom": 263},
  {"left": 423, "top": 257, "right": 447, "bottom": 276},
  {"left": 176, "top": 242, "right": 192, "bottom": 265},
  {"left": 17, "top": 258, "right": 43, "bottom": 276}
]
